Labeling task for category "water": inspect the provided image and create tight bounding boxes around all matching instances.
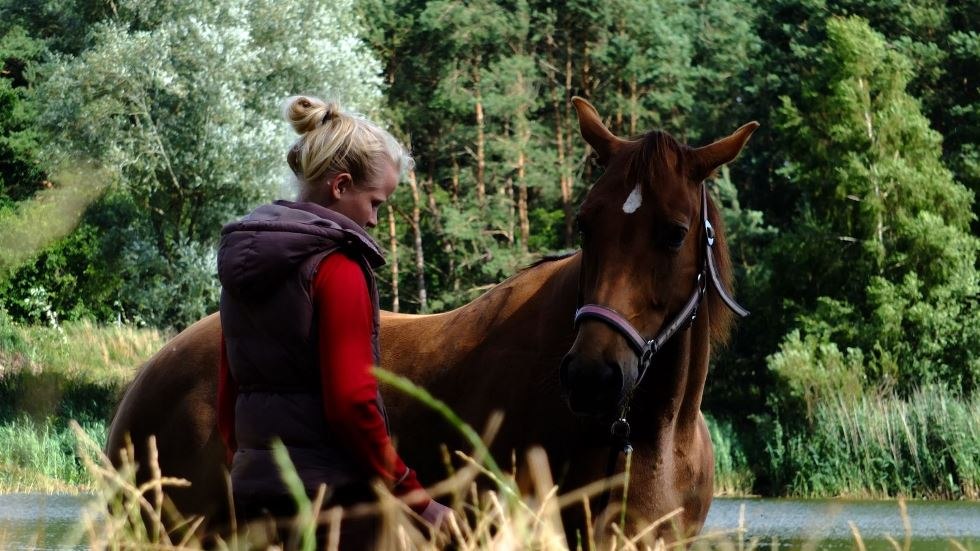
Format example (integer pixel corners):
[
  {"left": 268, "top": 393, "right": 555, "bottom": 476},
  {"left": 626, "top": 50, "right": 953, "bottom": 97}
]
[
  {"left": 1, "top": 493, "right": 978, "bottom": 549},
  {"left": 0, "top": 494, "right": 89, "bottom": 550},
  {"left": 704, "top": 497, "right": 980, "bottom": 550}
]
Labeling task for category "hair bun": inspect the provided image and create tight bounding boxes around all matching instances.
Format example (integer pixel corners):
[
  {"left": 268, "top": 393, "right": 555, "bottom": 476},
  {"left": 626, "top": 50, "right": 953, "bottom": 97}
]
[
  {"left": 321, "top": 103, "right": 341, "bottom": 124},
  {"left": 282, "top": 95, "right": 343, "bottom": 135}
]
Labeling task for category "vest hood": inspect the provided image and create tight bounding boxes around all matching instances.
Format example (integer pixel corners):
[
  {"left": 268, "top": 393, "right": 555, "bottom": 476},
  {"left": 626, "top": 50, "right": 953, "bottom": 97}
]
[{"left": 218, "top": 200, "right": 385, "bottom": 296}]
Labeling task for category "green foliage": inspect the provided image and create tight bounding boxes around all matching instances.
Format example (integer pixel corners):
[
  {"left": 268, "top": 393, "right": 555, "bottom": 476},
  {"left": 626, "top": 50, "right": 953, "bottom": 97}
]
[
  {"left": 764, "top": 16, "right": 980, "bottom": 395},
  {"left": 704, "top": 413, "right": 755, "bottom": 496},
  {"left": 767, "top": 329, "right": 865, "bottom": 418},
  {"left": 0, "top": 165, "right": 105, "bottom": 280},
  {"left": 1, "top": 0, "right": 385, "bottom": 329}
]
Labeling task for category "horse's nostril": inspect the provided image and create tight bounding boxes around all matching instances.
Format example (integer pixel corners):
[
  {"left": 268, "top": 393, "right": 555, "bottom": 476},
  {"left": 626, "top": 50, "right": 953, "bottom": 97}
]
[
  {"left": 604, "top": 360, "right": 625, "bottom": 396},
  {"left": 559, "top": 355, "right": 572, "bottom": 390},
  {"left": 561, "top": 356, "right": 625, "bottom": 415}
]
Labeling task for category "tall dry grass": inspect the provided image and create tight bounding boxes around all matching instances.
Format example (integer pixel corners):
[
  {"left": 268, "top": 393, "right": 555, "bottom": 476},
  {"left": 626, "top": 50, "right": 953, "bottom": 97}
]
[
  {"left": 57, "top": 373, "right": 975, "bottom": 551},
  {"left": 0, "top": 318, "right": 166, "bottom": 386}
]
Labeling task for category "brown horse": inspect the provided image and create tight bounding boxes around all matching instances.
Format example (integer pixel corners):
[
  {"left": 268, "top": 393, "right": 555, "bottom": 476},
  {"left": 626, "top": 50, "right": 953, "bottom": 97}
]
[{"left": 106, "top": 97, "right": 757, "bottom": 544}]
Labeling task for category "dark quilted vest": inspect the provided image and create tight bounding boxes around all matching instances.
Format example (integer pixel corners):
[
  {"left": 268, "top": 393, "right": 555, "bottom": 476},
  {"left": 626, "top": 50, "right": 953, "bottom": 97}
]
[{"left": 217, "top": 200, "right": 387, "bottom": 499}]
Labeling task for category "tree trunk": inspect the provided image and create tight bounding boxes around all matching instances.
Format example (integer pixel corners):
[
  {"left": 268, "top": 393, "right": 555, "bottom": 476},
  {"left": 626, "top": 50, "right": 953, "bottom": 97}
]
[
  {"left": 450, "top": 157, "right": 461, "bottom": 292},
  {"left": 407, "top": 169, "right": 427, "bottom": 312},
  {"left": 858, "top": 77, "right": 885, "bottom": 271},
  {"left": 630, "top": 74, "right": 638, "bottom": 135},
  {"left": 517, "top": 149, "right": 529, "bottom": 253},
  {"left": 451, "top": 155, "right": 461, "bottom": 206},
  {"left": 616, "top": 77, "right": 624, "bottom": 134},
  {"left": 548, "top": 33, "right": 574, "bottom": 248},
  {"left": 386, "top": 204, "right": 399, "bottom": 313},
  {"left": 474, "top": 60, "right": 486, "bottom": 208}
]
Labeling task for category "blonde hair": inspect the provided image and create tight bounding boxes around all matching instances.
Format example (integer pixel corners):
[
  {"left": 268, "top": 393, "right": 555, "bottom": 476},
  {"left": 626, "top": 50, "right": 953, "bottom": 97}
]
[{"left": 281, "top": 95, "right": 413, "bottom": 191}]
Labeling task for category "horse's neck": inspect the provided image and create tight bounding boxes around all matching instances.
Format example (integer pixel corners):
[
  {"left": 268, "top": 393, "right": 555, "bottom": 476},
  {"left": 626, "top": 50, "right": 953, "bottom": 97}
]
[
  {"left": 632, "top": 313, "right": 712, "bottom": 440},
  {"left": 441, "top": 253, "right": 582, "bottom": 368},
  {"left": 384, "top": 254, "right": 583, "bottom": 444}
]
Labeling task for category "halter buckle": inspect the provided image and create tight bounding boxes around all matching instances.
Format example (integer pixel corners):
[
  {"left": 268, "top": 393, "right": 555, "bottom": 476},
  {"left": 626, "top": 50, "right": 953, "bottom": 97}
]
[{"left": 639, "top": 345, "right": 655, "bottom": 371}]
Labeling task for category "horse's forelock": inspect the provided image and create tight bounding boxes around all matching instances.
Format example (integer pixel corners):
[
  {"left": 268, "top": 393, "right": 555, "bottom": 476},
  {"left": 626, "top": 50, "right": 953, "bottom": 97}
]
[{"left": 625, "top": 130, "right": 690, "bottom": 191}]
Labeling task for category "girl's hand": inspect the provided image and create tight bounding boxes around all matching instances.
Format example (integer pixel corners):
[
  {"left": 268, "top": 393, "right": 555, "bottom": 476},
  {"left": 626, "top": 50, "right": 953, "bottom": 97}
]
[{"left": 420, "top": 499, "right": 453, "bottom": 529}]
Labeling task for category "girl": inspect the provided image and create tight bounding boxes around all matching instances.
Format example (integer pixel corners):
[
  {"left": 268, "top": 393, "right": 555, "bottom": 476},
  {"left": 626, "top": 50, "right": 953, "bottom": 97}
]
[{"left": 216, "top": 96, "right": 450, "bottom": 544}]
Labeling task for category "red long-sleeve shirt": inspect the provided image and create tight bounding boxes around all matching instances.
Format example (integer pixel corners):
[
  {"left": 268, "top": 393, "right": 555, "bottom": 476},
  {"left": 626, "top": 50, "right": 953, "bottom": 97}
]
[{"left": 217, "top": 252, "right": 429, "bottom": 511}]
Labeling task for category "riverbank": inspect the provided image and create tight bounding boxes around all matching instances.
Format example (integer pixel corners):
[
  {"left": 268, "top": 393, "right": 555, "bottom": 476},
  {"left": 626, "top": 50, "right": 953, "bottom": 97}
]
[
  {"left": 0, "top": 319, "right": 977, "bottom": 500},
  {"left": 0, "top": 316, "right": 166, "bottom": 493}
]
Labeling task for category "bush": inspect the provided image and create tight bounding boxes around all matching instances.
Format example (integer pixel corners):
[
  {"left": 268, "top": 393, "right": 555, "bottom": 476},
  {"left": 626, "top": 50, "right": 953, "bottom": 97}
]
[
  {"left": 767, "top": 329, "right": 866, "bottom": 419},
  {"left": 0, "top": 191, "right": 220, "bottom": 330}
]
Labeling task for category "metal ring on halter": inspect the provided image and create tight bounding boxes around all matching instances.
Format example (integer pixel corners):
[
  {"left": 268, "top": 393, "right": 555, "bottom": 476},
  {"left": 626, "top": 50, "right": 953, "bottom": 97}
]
[{"left": 610, "top": 418, "right": 631, "bottom": 440}]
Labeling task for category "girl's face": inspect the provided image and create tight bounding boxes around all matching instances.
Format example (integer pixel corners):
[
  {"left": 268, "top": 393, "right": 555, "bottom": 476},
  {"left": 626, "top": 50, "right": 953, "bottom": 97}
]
[{"left": 325, "top": 161, "right": 399, "bottom": 229}]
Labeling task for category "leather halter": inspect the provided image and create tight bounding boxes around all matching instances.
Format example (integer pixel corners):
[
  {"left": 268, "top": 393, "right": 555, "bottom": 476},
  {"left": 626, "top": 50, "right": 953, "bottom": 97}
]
[
  {"left": 573, "top": 183, "right": 748, "bottom": 394},
  {"left": 571, "top": 183, "right": 749, "bottom": 514}
]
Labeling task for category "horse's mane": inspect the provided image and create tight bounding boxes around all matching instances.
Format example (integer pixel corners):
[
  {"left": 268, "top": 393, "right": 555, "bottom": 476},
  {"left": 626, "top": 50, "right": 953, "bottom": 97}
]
[
  {"left": 628, "top": 130, "right": 737, "bottom": 347},
  {"left": 521, "top": 250, "right": 578, "bottom": 272}
]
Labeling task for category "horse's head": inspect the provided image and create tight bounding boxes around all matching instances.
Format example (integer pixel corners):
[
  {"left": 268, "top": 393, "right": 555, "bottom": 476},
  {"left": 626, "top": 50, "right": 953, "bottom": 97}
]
[{"left": 559, "top": 97, "right": 757, "bottom": 418}]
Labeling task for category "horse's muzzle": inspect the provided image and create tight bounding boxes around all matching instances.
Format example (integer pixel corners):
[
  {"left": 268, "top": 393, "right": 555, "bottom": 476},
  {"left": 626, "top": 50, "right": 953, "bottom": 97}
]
[{"left": 558, "top": 353, "right": 625, "bottom": 416}]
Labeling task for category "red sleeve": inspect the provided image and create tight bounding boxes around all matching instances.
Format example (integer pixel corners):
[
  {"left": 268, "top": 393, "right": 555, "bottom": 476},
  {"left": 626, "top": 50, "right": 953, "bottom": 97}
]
[
  {"left": 313, "top": 253, "right": 431, "bottom": 513},
  {"left": 217, "top": 331, "right": 237, "bottom": 466}
]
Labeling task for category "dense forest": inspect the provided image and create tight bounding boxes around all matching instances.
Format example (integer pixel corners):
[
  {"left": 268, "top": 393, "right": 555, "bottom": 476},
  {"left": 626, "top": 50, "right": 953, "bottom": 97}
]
[{"left": 1, "top": 0, "right": 977, "bottom": 497}]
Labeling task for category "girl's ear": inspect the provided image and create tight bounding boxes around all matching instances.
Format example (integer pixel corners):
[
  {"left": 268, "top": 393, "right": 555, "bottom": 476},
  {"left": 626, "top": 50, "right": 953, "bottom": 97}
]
[{"left": 327, "top": 173, "right": 353, "bottom": 201}]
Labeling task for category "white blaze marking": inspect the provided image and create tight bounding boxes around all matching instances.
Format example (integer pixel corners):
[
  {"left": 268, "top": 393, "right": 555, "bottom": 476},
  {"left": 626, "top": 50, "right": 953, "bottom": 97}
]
[{"left": 622, "top": 183, "right": 643, "bottom": 214}]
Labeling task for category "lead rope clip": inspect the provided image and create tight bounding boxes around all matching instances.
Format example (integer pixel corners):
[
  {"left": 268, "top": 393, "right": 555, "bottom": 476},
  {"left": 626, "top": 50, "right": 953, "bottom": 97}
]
[{"left": 610, "top": 417, "right": 633, "bottom": 454}]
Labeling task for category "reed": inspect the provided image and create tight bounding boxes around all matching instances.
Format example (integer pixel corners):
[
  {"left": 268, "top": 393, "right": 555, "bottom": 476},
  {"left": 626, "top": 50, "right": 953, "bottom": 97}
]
[
  {"left": 0, "top": 316, "right": 165, "bottom": 491},
  {"left": 765, "top": 385, "right": 980, "bottom": 499},
  {"left": 0, "top": 317, "right": 167, "bottom": 387},
  {"left": 0, "top": 416, "right": 105, "bottom": 493},
  {"left": 703, "top": 414, "right": 755, "bottom": 496}
]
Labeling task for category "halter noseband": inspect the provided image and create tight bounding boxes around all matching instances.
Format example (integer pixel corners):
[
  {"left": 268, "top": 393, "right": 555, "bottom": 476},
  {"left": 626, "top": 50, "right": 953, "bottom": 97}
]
[{"left": 571, "top": 184, "right": 749, "bottom": 513}]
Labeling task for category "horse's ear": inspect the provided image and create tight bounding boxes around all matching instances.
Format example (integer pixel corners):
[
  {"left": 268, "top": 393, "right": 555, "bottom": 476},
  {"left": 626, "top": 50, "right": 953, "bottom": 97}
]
[
  {"left": 572, "top": 96, "right": 623, "bottom": 166},
  {"left": 691, "top": 122, "right": 760, "bottom": 181}
]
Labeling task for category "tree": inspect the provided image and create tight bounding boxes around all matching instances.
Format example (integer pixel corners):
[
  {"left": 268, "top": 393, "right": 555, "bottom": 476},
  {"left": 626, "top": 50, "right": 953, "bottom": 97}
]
[
  {"left": 12, "top": 0, "right": 384, "bottom": 328},
  {"left": 0, "top": 26, "right": 46, "bottom": 205},
  {"left": 766, "top": 16, "right": 979, "bottom": 394}
]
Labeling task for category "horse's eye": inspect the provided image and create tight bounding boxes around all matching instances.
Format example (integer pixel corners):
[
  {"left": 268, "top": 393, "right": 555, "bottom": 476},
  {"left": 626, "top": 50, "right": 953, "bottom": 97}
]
[
  {"left": 575, "top": 216, "right": 589, "bottom": 237},
  {"left": 663, "top": 225, "right": 688, "bottom": 251}
]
